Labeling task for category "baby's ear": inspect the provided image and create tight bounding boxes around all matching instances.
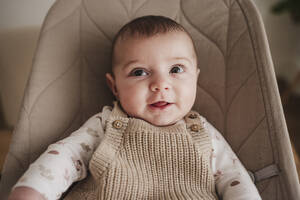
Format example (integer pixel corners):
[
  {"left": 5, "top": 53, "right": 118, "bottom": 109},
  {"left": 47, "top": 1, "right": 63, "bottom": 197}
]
[
  {"left": 196, "top": 68, "right": 200, "bottom": 78},
  {"left": 105, "top": 73, "right": 118, "bottom": 97}
]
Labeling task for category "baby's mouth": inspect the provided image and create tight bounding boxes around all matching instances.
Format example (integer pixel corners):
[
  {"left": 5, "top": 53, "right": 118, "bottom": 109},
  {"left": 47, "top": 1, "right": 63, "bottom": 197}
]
[{"left": 149, "top": 101, "right": 172, "bottom": 109}]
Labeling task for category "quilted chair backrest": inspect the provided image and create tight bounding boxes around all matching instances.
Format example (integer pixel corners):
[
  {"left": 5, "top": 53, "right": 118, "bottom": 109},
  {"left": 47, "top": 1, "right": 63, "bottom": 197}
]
[{"left": 1, "top": 0, "right": 299, "bottom": 199}]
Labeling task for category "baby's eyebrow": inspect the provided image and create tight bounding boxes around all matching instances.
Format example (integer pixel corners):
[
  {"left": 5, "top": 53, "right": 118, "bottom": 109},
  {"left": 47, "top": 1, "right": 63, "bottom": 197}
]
[
  {"left": 122, "top": 60, "right": 140, "bottom": 71},
  {"left": 171, "top": 57, "right": 193, "bottom": 65}
]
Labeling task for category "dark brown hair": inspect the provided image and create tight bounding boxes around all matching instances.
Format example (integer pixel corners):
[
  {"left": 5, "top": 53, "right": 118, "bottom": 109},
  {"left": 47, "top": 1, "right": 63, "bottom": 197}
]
[
  {"left": 114, "top": 15, "right": 186, "bottom": 40},
  {"left": 111, "top": 15, "right": 196, "bottom": 68}
]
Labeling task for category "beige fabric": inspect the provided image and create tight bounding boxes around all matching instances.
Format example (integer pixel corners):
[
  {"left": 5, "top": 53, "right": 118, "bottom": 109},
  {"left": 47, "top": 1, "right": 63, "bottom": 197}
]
[
  {"left": 65, "top": 103, "right": 217, "bottom": 199},
  {"left": 1, "top": 0, "right": 299, "bottom": 199}
]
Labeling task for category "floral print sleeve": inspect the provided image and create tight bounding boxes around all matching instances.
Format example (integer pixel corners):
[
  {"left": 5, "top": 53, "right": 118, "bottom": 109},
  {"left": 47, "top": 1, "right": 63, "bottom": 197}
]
[
  {"left": 13, "top": 106, "right": 112, "bottom": 200},
  {"left": 203, "top": 117, "right": 262, "bottom": 200}
]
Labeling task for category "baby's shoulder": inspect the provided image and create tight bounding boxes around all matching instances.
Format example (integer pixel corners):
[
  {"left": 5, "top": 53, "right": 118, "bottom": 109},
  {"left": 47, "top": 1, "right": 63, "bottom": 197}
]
[
  {"left": 188, "top": 111, "right": 220, "bottom": 137},
  {"left": 186, "top": 110, "right": 208, "bottom": 125},
  {"left": 82, "top": 105, "right": 112, "bottom": 129}
]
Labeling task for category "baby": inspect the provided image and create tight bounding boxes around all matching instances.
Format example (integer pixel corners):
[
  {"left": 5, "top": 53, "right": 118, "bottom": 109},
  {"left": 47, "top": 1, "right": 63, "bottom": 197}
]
[{"left": 9, "top": 15, "right": 261, "bottom": 200}]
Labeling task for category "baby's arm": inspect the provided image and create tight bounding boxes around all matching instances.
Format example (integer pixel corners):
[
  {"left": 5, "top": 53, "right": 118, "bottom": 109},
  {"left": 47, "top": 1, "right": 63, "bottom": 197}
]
[
  {"left": 8, "top": 187, "right": 46, "bottom": 200},
  {"left": 204, "top": 119, "right": 262, "bottom": 200},
  {"left": 9, "top": 106, "right": 112, "bottom": 200}
]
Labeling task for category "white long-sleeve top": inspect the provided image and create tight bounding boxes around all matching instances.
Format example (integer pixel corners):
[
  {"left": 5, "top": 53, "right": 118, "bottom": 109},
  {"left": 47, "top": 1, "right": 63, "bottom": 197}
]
[{"left": 13, "top": 106, "right": 261, "bottom": 200}]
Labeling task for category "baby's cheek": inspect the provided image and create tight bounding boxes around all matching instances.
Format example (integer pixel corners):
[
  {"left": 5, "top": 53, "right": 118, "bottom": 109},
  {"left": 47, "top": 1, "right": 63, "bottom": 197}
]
[
  {"left": 182, "top": 86, "right": 197, "bottom": 110},
  {"left": 180, "top": 83, "right": 197, "bottom": 98},
  {"left": 119, "top": 92, "right": 142, "bottom": 114}
]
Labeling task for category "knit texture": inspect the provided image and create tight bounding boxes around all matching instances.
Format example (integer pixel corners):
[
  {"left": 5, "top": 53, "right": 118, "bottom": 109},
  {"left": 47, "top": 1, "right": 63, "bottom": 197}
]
[{"left": 65, "top": 103, "right": 217, "bottom": 200}]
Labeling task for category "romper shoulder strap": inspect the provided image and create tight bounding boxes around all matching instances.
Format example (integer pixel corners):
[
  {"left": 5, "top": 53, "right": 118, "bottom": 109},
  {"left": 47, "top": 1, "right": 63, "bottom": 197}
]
[{"left": 184, "top": 110, "right": 213, "bottom": 152}]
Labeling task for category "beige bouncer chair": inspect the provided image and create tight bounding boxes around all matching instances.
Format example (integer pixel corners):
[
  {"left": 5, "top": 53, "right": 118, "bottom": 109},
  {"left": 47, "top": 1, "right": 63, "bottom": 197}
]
[{"left": 1, "top": 0, "right": 300, "bottom": 199}]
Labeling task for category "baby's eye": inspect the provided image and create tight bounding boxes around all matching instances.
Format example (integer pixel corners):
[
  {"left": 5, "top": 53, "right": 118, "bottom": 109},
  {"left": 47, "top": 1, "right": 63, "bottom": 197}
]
[
  {"left": 130, "top": 69, "right": 149, "bottom": 76},
  {"left": 170, "top": 65, "right": 184, "bottom": 74}
]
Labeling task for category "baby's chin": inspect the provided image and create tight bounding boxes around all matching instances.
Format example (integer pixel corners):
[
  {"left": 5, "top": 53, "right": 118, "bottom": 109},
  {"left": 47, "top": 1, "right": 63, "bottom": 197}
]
[
  {"left": 122, "top": 106, "right": 185, "bottom": 126},
  {"left": 149, "top": 121, "right": 176, "bottom": 127},
  {"left": 126, "top": 113, "right": 179, "bottom": 127},
  {"left": 143, "top": 116, "right": 183, "bottom": 127}
]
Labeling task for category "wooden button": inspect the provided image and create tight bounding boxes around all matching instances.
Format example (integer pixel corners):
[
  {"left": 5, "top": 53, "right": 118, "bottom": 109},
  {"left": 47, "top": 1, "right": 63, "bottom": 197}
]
[
  {"left": 190, "top": 124, "right": 200, "bottom": 132},
  {"left": 112, "top": 120, "right": 123, "bottom": 129},
  {"left": 188, "top": 113, "right": 198, "bottom": 119}
]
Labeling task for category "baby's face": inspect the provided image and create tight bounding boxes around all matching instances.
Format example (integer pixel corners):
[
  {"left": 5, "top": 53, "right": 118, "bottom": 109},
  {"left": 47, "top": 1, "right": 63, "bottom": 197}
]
[{"left": 106, "top": 31, "right": 199, "bottom": 126}]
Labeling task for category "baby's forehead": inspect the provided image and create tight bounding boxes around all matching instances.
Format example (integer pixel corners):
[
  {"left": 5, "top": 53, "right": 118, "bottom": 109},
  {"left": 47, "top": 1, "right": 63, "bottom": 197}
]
[{"left": 113, "top": 30, "right": 196, "bottom": 56}]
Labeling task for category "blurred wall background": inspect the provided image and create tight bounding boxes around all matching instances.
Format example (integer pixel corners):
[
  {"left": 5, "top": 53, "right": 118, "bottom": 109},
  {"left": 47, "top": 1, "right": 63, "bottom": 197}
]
[
  {"left": 0, "top": 0, "right": 299, "bottom": 128},
  {"left": 253, "top": 0, "right": 300, "bottom": 91},
  {"left": 0, "top": 0, "right": 56, "bottom": 128}
]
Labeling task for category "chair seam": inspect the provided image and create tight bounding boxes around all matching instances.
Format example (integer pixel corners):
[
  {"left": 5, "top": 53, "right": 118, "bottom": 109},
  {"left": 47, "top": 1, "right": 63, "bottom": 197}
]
[{"left": 179, "top": 0, "right": 226, "bottom": 60}]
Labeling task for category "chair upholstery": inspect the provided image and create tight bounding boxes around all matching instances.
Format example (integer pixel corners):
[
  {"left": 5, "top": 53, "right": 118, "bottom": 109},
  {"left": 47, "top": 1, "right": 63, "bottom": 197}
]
[{"left": 1, "top": 0, "right": 299, "bottom": 199}]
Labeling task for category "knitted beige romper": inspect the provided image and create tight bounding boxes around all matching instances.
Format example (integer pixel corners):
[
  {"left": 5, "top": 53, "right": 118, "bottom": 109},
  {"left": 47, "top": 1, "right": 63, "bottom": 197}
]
[{"left": 65, "top": 103, "right": 217, "bottom": 200}]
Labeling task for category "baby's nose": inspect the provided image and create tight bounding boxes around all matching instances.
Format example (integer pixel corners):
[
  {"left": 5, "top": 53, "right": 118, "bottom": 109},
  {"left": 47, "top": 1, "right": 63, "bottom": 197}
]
[{"left": 150, "top": 77, "right": 170, "bottom": 92}]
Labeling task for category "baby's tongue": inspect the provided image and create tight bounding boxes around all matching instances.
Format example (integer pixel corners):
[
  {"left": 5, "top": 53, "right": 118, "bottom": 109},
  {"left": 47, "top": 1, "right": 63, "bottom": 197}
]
[{"left": 152, "top": 101, "right": 168, "bottom": 107}]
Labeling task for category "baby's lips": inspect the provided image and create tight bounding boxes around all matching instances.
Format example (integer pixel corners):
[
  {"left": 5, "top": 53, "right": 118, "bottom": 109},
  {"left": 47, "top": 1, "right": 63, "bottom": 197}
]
[{"left": 151, "top": 101, "right": 169, "bottom": 107}]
